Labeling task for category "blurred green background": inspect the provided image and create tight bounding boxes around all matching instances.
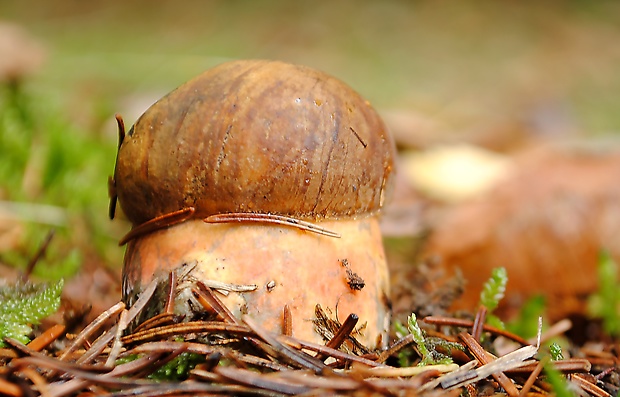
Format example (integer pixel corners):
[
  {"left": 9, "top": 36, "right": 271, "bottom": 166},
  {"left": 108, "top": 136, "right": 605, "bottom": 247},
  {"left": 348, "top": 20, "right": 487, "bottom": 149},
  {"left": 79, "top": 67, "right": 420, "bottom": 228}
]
[{"left": 1, "top": 0, "right": 619, "bottom": 280}]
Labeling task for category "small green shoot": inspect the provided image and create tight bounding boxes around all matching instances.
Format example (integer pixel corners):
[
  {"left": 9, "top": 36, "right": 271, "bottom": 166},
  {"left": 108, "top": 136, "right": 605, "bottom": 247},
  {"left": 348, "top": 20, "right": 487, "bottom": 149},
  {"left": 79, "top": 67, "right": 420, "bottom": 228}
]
[
  {"left": 587, "top": 250, "right": 620, "bottom": 337},
  {"left": 407, "top": 314, "right": 458, "bottom": 366},
  {"left": 0, "top": 280, "right": 64, "bottom": 346},
  {"left": 479, "top": 267, "right": 508, "bottom": 329},
  {"left": 549, "top": 342, "right": 564, "bottom": 361}
]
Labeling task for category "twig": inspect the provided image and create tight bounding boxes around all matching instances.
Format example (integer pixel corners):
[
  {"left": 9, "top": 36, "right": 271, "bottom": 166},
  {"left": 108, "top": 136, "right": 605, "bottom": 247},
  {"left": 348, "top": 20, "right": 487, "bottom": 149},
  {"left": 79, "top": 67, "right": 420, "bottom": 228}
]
[
  {"left": 506, "top": 358, "right": 591, "bottom": 374},
  {"left": 59, "top": 301, "right": 125, "bottom": 361},
  {"left": 27, "top": 324, "right": 65, "bottom": 352},
  {"left": 105, "top": 308, "right": 129, "bottom": 367},
  {"left": 472, "top": 306, "right": 487, "bottom": 342},
  {"left": 193, "top": 282, "right": 240, "bottom": 324},
  {"left": 119, "top": 207, "right": 195, "bottom": 245},
  {"left": 314, "top": 313, "right": 358, "bottom": 361},
  {"left": 243, "top": 315, "right": 326, "bottom": 373},
  {"left": 377, "top": 333, "right": 415, "bottom": 363},
  {"left": 279, "top": 335, "right": 383, "bottom": 368},
  {"left": 571, "top": 374, "right": 612, "bottom": 397},
  {"left": 121, "top": 321, "right": 253, "bottom": 345},
  {"left": 78, "top": 279, "right": 157, "bottom": 364},
  {"left": 204, "top": 213, "right": 341, "bottom": 238},
  {"left": 164, "top": 270, "right": 177, "bottom": 314},
  {"left": 423, "top": 316, "right": 529, "bottom": 345},
  {"left": 215, "top": 366, "right": 312, "bottom": 395},
  {"left": 22, "top": 229, "right": 55, "bottom": 281},
  {"left": 132, "top": 312, "right": 179, "bottom": 333},
  {"left": 518, "top": 357, "right": 546, "bottom": 397},
  {"left": 458, "top": 332, "right": 529, "bottom": 396},
  {"left": 282, "top": 304, "right": 292, "bottom": 337}
]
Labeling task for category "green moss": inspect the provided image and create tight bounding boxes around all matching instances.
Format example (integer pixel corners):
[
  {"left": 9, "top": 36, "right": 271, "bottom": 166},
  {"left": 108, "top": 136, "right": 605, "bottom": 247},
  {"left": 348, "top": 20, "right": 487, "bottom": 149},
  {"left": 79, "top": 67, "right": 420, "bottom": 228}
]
[
  {"left": 148, "top": 352, "right": 205, "bottom": 381},
  {"left": 395, "top": 314, "right": 459, "bottom": 367},
  {"left": 0, "top": 279, "right": 64, "bottom": 346}
]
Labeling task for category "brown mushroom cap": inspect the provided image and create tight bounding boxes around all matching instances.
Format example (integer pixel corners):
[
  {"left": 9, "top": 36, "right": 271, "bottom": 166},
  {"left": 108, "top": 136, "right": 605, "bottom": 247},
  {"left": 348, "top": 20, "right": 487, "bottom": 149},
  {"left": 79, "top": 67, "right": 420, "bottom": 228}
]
[{"left": 115, "top": 60, "right": 395, "bottom": 225}]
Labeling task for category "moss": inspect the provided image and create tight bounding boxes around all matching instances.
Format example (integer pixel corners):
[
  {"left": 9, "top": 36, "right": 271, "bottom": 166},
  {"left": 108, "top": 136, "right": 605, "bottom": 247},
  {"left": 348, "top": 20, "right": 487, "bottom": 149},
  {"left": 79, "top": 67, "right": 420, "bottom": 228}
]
[{"left": 0, "top": 279, "right": 63, "bottom": 346}]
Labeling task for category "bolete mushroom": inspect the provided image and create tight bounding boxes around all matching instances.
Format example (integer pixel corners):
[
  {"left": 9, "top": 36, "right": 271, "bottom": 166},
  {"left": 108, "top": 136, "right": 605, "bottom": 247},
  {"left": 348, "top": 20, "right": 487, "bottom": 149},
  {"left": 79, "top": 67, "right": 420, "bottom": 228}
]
[{"left": 111, "top": 60, "right": 396, "bottom": 348}]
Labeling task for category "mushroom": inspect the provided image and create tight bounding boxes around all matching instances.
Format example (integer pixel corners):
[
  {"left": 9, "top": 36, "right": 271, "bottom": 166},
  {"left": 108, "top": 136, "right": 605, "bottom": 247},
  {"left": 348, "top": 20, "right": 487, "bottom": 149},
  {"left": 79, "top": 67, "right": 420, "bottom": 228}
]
[{"left": 111, "top": 60, "right": 396, "bottom": 348}]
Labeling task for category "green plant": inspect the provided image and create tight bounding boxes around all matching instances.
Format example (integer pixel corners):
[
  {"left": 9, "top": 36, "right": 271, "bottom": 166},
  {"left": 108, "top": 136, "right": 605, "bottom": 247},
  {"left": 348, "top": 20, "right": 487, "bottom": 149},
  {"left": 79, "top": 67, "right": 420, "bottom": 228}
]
[
  {"left": 549, "top": 342, "right": 564, "bottom": 361},
  {"left": 587, "top": 250, "right": 620, "bottom": 337},
  {"left": 116, "top": 352, "right": 205, "bottom": 381},
  {"left": 478, "top": 267, "right": 508, "bottom": 329},
  {"left": 0, "top": 279, "right": 64, "bottom": 346},
  {"left": 395, "top": 314, "right": 462, "bottom": 367},
  {"left": 0, "top": 83, "right": 121, "bottom": 274},
  {"left": 508, "top": 295, "right": 546, "bottom": 339},
  {"left": 148, "top": 352, "right": 205, "bottom": 381}
]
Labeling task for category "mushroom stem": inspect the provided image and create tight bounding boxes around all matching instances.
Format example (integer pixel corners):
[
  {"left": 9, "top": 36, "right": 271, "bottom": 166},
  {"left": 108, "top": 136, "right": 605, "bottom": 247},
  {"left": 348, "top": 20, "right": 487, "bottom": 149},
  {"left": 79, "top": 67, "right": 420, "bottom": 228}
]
[{"left": 122, "top": 217, "right": 390, "bottom": 348}]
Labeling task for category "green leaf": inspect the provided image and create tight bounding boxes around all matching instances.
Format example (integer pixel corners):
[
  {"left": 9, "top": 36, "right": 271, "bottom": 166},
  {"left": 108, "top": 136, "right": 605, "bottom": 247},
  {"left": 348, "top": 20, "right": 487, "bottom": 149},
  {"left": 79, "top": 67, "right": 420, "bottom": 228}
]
[
  {"left": 549, "top": 342, "right": 564, "bottom": 361},
  {"left": 479, "top": 267, "right": 508, "bottom": 312},
  {"left": 0, "top": 280, "right": 64, "bottom": 346}
]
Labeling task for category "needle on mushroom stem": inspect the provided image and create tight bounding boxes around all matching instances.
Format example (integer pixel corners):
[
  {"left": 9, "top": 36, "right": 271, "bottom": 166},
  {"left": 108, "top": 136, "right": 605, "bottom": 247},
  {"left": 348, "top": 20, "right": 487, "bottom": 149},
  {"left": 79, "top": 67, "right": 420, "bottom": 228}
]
[{"left": 204, "top": 213, "right": 341, "bottom": 238}]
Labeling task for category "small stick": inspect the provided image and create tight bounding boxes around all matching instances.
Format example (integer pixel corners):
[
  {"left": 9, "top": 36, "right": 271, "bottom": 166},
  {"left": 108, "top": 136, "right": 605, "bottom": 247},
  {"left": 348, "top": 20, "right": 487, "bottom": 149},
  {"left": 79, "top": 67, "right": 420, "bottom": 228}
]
[
  {"left": 119, "top": 207, "right": 196, "bottom": 245},
  {"left": 191, "top": 288, "right": 225, "bottom": 321},
  {"left": 518, "top": 358, "right": 546, "bottom": 397},
  {"left": 204, "top": 213, "right": 341, "bottom": 238},
  {"left": 132, "top": 313, "right": 178, "bottom": 333},
  {"left": 459, "top": 332, "right": 520, "bottom": 397},
  {"left": 595, "top": 366, "right": 616, "bottom": 381},
  {"left": 424, "top": 316, "right": 529, "bottom": 345},
  {"left": 194, "top": 282, "right": 239, "bottom": 324},
  {"left": 22, "top": 229, "right": 55, "bottom": 281},
  {"left": 506, "top": 358, "right": 591, "bottom": 374},
  {"left": 571, "top": 374, "right": 611, "bottom": 397},
  {"left": 121, "top": 321, "right": 252, "bottom": 345},
  {"left": 279, "top": 335, "right": 383, "bottom": 368},
  {"left": 282, "top": 305, "right": 292, "bottom": 337},
  {"left": 78, "top": 279, "right": 158, "bottom": 365},
  {"left": 377, "top": 334, "right": 415, "bottom": 363},
  {"left": 164, "top": 271, "right": 177, "bottom": 314},
  {"left": 105, "top": 309, "right": 130, "bottom": 367},
  {"left": 27, "top": 324, "right": 65, "bottom": 352},
  {"left": 215, "top": 366, "right": 311, "bottom": 395},
  {"left": 472, "top": 305, "right": 487, "bottom": 341},
  {"left": 59, "top": 301, "right": 125, "bottom": 361},
  {"left": 314, "top": 313, "right": 359, "bottom": 362},
  {"left": 243, "top": 315, "right": 326, "bottom": 373}
]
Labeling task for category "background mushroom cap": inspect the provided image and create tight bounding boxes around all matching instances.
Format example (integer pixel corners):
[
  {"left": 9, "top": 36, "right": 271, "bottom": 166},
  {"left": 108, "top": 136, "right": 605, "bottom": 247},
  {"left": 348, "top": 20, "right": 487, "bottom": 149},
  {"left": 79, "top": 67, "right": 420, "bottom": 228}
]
[{"left": 115, "top": 59, "right": 396, "bottom": 225}]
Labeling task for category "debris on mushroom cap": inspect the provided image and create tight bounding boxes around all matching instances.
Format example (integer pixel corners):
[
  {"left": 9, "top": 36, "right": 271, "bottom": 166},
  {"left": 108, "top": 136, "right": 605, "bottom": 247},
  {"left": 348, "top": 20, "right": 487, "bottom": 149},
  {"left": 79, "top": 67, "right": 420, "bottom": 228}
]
[
  {"left": 0, "top": 22, "right": 47, "bottom": 83},
  {"left": 114, "top": 60, "right": 396, "bottom": 225}
]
